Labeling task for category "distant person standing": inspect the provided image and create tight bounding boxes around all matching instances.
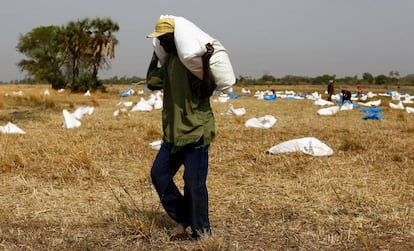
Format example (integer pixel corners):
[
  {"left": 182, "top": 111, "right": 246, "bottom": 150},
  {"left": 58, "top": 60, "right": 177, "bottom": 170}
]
[
  {"left": 341, "top": 89, "right": 353, "bottom": 104},
  {"left": 356, "top": 85, "right": 363, "bottom": 97},
  {"left": 327, "top": 80, "right": 334, "bottom": 101}
]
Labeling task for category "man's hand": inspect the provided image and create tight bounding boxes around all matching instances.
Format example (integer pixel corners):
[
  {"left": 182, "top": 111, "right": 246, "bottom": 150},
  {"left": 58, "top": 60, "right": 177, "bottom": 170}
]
[
  {"left": 200, "top": 43, "right": 217, "bottom": 98},
  {"left": 202, "top": 43, "right": 214, "bottom": 69}
]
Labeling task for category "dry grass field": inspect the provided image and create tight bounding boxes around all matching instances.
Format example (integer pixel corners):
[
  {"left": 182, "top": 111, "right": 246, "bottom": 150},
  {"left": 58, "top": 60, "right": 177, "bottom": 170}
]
[{"left": 0, "top": 84, "right": 413, "bottom": 250}]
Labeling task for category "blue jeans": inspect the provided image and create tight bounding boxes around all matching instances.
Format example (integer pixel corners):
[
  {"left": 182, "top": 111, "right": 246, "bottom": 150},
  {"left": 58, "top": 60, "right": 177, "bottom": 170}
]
[{"left": 151, "top": 137, "right": 211, "bottom": 238}]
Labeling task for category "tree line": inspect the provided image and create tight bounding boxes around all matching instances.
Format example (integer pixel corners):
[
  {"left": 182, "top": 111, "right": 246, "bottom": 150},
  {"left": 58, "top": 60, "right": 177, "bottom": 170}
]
[
  {"left": 16, "top": 17, "right": 119, "bottom": 92},
  {"left": 7, "top": 71, "right": 413, "bottom": 87},
  {"left": 237, "top": 71, "right": 414, "bottom": 86}
]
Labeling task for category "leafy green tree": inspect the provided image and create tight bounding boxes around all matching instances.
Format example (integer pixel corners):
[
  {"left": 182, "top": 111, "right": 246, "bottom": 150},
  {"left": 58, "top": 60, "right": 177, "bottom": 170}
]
[
  {"left": 260, "top": 74, "right": 276, "bottom": 82},
  {"left": 17, "top": 18, "right": 119, "bottom": 92},
  {"left": 59, "top": 18, "right": 119, "bottom": 91},
  {"left": 375, "top": 74, "right": 391, "bottom": 85},
  {"left": 362, "top": 72, "right": 374, "bottom": 84},
  {"left": 280, "top": 75, "right": 311, "bottom": 85},
  {"left": 16, "top": 26, "right": 66, "bottom": 89},
  {"left": 312, "top": 74, "right": 335, "bottom": 85},
  {"left": 401, "top": 74, "right": 414, "bottom": 84},
  {"left": 60, "top": 19, "right": 92, "bottom": 85},
  {"left": 389, "top": 70, "right": 400, "bottom": 85},
  {"left": 88, "top": 18, "right": 119, "bottom": 84}
]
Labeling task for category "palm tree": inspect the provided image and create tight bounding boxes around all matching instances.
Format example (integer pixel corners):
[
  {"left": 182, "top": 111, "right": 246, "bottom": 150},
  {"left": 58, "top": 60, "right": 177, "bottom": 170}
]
[
  {"left": 88, "top": 18, "right": 119, "bottom": 83},
  {"left": 60, "top": 18, "right": 91, "bottom": 84}
]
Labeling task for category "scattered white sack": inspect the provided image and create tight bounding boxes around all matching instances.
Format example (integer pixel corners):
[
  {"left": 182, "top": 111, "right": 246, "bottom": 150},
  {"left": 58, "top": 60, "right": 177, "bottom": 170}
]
[
  {"left": 359, "top": 95, "right": 367, "bottom": 101},
  {"left": 116, "top": 101, "right": 133, "bottom": 107},
  {"left": 13, "top": 91, "right": 24, "bottom": 96},
  {"left": 131, "top": 98, "right": 153, "bottom": 112},
  {"left": 406, "top": 107, "right": 414, "bottom": 114},
  {"left": 307, "top": 92, "right": 321, "bottom": 101},
  {"left": 358, "top": 99, "right": 381, "bottom": 107},
  {"left": 149, "top": 140, "right": 162, "bottom": 150},
  {"left": 366, "top": 91, "right": 376, "bottom": 98},
  {"left": 370, "top": 99, "right": 382, "bottom": 106},
  {"left": 221, "top": 104, "right": 246, "bottom": 116},
  {"left": 256, "top": 92, "right": 264, "bottom": 100},
  {"left": 0, "top": 122, "right": 26, "bottom": 134},
  {"left": 267, "top": 137, "right": 333, "bottom": 157},
  {"left": 146, "top": 94, "right": 156, "bottom": 106},
  {"left": 402, "top": 94, "right": 414, "bottom": 104},
  {"left": 214, "top": 95, "right": 230, "bottom": 103},
  {"left": 153, "top": 92, "right": 163, "bottom": 110},
  {"left": 313, "top": 99, "right": 333, "bottom": 106},
  {"left": 152, "top": 15, "right": 236, "bottom": 94},
  {"left": 62, "top": 109, "right": 81, "bottom": 129},
  {"left": 43, "top": 89, "right": 50, "bottom": 96},
  {"left": 84, "top": 90, "right": 91, "bottom": 96},
  {"left": 340, "top": 102, "right": 353, "bottom": 111},
  {"left": 241, "top": 88, "right": 251, "bottom": 95},
  {"left": 72, "top": 106, "right": 94, "bottom": 120},
  {"left": 317, "top": 106, "right": 340, "bottom": 115},
  {"left": 245, "top": 115, "right": 277, "bottom": 129},
  {"left": 391, "top": 92, "right": 401, "bottom": 101},
  {"left": 389, "top": 101, "right": 404, "bottom": 110}
]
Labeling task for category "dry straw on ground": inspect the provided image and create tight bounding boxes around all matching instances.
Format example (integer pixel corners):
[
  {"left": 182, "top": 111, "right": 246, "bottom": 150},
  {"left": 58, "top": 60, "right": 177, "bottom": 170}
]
[{"left": 0, "top": 84, "right": 413, "bottom": 250}]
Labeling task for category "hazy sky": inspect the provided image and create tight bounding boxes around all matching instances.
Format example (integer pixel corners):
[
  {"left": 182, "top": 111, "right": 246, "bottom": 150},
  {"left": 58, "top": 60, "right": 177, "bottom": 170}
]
[{"left": 1, "top": 0, "right": 413, "bottom": 82}]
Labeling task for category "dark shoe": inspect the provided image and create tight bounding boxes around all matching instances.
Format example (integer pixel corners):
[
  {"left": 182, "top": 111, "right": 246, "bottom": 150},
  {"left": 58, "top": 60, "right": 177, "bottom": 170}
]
[{"left": 190, "top": 228, "right": 212, "bottom": 241}]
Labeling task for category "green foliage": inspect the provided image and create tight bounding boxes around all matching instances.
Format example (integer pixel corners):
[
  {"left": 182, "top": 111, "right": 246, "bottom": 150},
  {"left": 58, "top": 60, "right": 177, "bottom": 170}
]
[
  {"left": 101, "top": 76, "right": 144, "bottom": 85},
  {"left": 236, "top": 75, "right": 257, "bottom": 86},
  {"left": 16, "top": 18, "right": 119, "bottom": 92},
  {"left": 375, "top": 74, "right": 391, "bottom": 85},
  {"left": 71, "top": 73, "right": 106, "bottom": 93},
  {"left": 312, "top": 74, "right": 336, "bottom": 84},
  {"left": 16, "top": 26, "right": 65, "bottom": 87},
  {"left": 260, "top": 74, "right": 276, "bottom": 82},
  {"left": 280, "top": 75, "right": 311, "bottom": 85},
  {"left": 362, "top": 72, "right": 374, "bottom": 84},
  {"left": 401, "top": 74, "right": 414, "bottom": 84}
]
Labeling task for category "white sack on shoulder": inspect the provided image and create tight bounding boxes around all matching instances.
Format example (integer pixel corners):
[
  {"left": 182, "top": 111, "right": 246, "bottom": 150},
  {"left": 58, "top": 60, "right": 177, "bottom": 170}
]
[
  {"left": 152, "top": 15, "right": 236, "bottom": 93},
  {"left": 267, "top": 137, "right": 333, "bottom": 157}
]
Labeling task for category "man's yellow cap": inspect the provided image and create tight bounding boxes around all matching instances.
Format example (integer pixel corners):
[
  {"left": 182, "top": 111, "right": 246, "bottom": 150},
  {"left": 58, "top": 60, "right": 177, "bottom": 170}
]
[{"left": 147, "top": 18, "right": 175, "bottom": 38}]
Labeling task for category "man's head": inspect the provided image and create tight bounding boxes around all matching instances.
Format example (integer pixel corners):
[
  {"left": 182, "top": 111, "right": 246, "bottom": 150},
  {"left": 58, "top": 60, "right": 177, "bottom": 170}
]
[{"left": 147, "top": 18, "right": 176, "bottom": 53}]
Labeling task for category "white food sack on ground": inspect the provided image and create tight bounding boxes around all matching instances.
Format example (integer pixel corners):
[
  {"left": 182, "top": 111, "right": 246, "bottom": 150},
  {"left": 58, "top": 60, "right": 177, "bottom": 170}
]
[{"left": 267, "top": 137, "right": 333, "bottom": 157}]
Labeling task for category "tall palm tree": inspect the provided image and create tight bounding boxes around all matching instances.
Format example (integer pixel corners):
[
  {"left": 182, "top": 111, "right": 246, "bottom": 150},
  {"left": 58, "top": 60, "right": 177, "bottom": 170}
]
[
  {"left": 89, "top": 18, "right": 119, "bottom": 82},
  {"left": 60, "top": 18, "right": 91, "bottom": 84}
]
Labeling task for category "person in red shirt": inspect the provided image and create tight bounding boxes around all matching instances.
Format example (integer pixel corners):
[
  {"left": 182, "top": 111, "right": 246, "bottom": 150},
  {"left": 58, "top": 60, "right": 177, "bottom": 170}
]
[
  {"left": 356, "top": 85, "right": 363, "bottom": 97},
  {"left": 341, "top": 89, "right": 353, "bottom": 104}
]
